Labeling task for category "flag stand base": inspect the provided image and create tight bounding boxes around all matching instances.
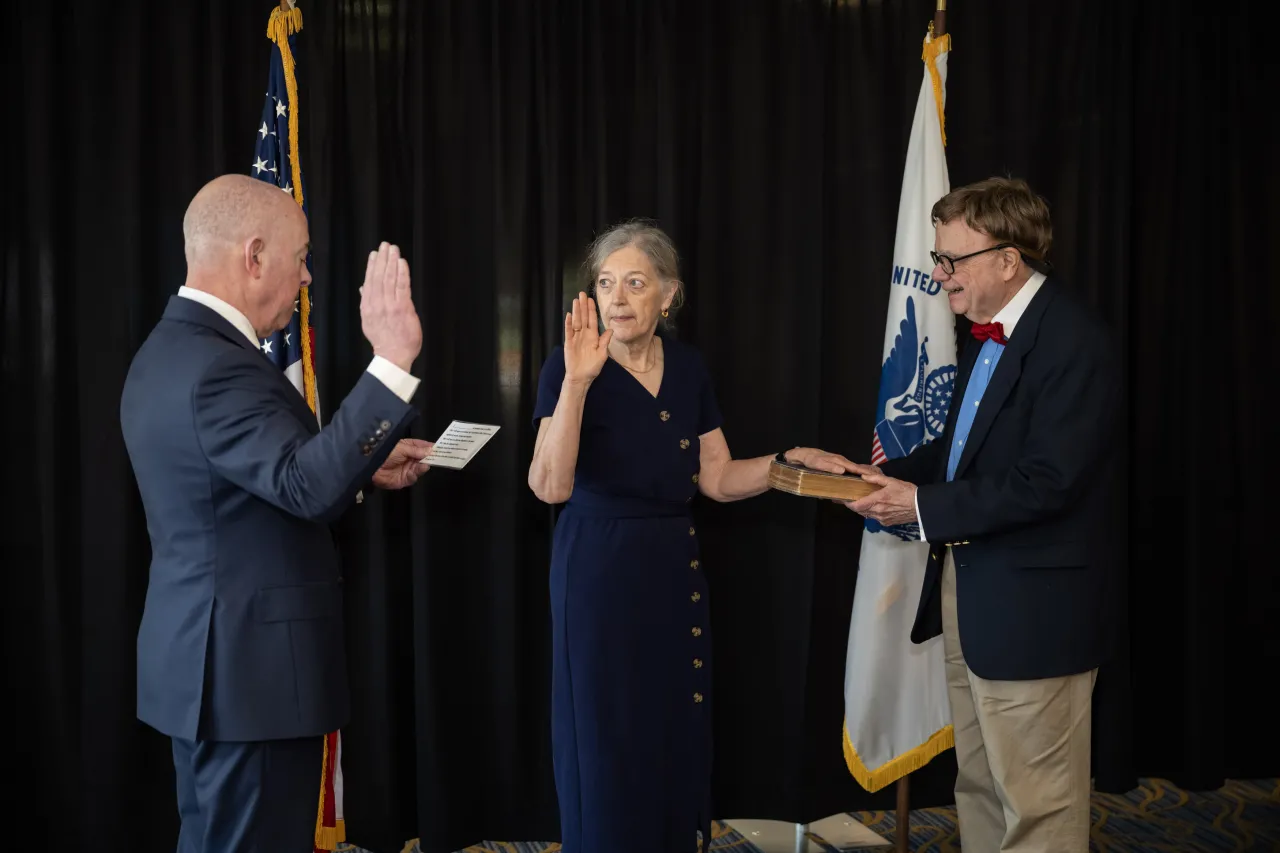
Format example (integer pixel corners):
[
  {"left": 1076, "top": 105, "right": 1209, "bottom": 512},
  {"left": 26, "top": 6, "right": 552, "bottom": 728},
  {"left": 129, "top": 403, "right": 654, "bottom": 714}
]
[
  {"left": 721, "top": 820, "right": 823, "bottom": 852},
  {"left": 796, "top": 822, "right": 811, "bottom": 853},
  {"left": 722, "top": 817, "right": 888, "bottom": 850}
]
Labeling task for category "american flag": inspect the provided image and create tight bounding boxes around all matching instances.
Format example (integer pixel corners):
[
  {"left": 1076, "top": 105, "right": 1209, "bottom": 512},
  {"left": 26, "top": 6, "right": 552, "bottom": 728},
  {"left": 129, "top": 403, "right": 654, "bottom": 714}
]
[
  {"left": 255, "top": 1, "right": 319, "bottom": 421},
  {"left": 257, "top": 7, "right": 343, "bottom": 850}
]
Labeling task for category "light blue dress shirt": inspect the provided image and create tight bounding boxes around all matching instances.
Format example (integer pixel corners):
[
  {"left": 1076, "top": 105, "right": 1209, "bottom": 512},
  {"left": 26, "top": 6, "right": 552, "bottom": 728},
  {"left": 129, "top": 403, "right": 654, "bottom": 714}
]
[
  {"left": 914, "top": 271, "right": 1046, "bottom": 542},
  {"left": 946, "top": 339, "right": 1004, "bottom": 482}
]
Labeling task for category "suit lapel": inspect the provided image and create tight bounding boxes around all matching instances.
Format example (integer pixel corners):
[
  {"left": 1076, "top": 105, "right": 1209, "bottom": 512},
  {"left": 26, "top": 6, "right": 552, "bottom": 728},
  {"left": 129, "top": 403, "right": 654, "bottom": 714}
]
[{"left": 951, "top": 279, "right": 1057, "bottom": 480}]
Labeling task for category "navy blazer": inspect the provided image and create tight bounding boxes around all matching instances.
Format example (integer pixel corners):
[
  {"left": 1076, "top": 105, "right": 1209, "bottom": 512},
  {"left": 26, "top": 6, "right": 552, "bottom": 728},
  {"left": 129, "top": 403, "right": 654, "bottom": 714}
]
[
  {"left": 881, "top": 277, "right": 1122, "bottom": 681},
  {"left": 120, "top": 296, "right": 417, "bottom": 742}
]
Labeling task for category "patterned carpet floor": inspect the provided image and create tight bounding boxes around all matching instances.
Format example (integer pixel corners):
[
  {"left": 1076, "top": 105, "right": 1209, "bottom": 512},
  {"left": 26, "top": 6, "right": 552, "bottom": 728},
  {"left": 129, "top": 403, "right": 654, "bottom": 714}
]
[
  {"left": 344, "top": 778, "right": 1279, "bottom": 853},
  {"left": 853, "top": 778, "right": 1280, "bottom": 852}
]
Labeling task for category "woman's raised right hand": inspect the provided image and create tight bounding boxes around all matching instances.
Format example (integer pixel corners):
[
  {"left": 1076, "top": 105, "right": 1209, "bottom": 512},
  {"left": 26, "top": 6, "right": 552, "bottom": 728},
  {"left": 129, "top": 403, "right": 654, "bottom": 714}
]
[{"left": 563, "top": 292, "right": 613, "bottom": 385}]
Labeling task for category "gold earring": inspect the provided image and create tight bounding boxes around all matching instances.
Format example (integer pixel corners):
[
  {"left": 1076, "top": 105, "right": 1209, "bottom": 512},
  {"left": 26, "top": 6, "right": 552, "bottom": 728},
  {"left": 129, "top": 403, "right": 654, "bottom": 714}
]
[{"left": 662, "top": 309, "right": 669, "bottom": 318}]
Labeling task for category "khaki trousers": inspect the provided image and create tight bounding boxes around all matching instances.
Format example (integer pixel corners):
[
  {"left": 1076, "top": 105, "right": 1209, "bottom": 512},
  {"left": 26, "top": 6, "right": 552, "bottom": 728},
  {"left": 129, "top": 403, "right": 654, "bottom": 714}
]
[{"left": 941, "top": 550, "right": 1096, "bottom": 851}]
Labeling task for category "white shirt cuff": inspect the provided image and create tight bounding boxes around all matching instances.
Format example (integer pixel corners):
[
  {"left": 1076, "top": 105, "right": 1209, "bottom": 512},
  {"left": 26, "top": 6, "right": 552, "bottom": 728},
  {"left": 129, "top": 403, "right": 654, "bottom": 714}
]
[
  {"left": 914, "top": 488, "right": 927, "bottom": 542},
  {"left": 367, "top": 355, "right": 420, "bottom": 403}
]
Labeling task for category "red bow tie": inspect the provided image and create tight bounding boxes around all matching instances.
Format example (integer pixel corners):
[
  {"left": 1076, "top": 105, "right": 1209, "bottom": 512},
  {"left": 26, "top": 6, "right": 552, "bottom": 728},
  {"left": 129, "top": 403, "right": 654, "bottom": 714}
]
[{"left": 970, "top": 322, "right": 1007, "bottom": 345}]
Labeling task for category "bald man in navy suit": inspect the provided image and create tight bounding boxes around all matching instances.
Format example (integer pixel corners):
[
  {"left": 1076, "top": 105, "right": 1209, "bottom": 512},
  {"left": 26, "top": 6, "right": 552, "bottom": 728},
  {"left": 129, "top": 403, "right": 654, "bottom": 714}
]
[{"left": 121, "top": 174, "right": 432, "bottom": 852}]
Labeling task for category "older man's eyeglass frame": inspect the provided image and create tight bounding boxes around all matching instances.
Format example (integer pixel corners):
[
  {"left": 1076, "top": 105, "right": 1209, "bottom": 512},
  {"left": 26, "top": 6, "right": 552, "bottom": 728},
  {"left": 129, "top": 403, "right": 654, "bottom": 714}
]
[
  {"left": 929, "top": 242, "right": 1018, "bottom": 275},
  {"left": 929, "top": 242, "right": 1054, "bottom": 276}
]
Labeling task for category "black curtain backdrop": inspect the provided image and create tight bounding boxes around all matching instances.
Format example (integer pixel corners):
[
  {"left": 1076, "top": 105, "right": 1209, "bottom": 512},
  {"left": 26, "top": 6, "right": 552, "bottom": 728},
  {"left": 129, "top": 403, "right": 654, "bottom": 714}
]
[{"left": 4, "top": 0, "right": 1277, "bottom": 850}]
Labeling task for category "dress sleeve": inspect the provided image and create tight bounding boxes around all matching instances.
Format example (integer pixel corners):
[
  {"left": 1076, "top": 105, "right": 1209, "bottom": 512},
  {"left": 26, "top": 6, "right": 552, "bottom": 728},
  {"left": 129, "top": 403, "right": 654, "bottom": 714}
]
[
  {"left": 532, "top": 346, "right": 567, "bottom": 424},
  {"left": 694, "top": 348, "right": 724, "bottom": 436}
]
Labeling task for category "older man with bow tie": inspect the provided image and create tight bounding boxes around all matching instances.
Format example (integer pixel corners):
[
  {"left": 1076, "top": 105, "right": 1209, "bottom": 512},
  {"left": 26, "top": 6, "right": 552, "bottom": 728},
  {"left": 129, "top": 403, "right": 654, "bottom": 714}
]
[{"left": 844, "top": 177, "right": 1123, "bottom": 852}]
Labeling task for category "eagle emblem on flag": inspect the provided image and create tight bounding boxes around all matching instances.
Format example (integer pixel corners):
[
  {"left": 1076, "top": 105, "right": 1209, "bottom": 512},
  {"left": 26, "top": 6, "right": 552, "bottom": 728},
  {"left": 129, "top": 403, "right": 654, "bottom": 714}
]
[{"left": 868, "top": 295, "right": 955, "bottom": 541}]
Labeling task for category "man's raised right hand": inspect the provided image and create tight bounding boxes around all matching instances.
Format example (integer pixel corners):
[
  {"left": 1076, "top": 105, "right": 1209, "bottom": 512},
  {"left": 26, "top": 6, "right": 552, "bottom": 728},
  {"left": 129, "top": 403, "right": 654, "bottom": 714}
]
[{"left": 360, "top": 242, "right": 422, "bottom": 373}]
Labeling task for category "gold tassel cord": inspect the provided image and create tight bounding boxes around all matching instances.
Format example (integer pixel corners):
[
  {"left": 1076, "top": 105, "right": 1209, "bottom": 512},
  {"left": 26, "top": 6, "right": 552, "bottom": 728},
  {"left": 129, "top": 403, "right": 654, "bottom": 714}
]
[
  {"left": 266, "top": 5, "right": 317, "bottom": 415},
  {"left": 300, "top": 290, "right": 316, "bottom": 415}
]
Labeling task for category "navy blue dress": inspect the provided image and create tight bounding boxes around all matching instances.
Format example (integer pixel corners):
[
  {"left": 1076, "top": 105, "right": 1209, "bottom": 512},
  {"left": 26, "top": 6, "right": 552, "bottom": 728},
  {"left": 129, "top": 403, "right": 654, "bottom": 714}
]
[{"left": 533, "top": 334, "right": 723, "bottom": 853}]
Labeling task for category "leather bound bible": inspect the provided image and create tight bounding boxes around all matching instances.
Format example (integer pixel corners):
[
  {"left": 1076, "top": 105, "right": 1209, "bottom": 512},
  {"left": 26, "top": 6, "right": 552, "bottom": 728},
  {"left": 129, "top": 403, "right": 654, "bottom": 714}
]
[{"left": 767, "top": 456, "right": 882, "bottom": 502}]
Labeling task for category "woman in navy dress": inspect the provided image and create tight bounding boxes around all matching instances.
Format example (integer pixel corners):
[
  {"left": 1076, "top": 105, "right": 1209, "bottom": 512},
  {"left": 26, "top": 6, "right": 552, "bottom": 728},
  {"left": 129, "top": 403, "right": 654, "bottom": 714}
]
[{"left": 528, "top": 221, "right": 848, "bottom": 853}]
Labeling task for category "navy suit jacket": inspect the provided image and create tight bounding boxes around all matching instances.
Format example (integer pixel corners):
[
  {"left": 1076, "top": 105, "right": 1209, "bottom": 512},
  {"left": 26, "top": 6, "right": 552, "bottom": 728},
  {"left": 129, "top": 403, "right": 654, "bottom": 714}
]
[
  {"left": 881, "top": 277, "right": 1122, "bottom": 681},
  {"left": 120, "top": 296, "right": 417, "bottom": 742}
]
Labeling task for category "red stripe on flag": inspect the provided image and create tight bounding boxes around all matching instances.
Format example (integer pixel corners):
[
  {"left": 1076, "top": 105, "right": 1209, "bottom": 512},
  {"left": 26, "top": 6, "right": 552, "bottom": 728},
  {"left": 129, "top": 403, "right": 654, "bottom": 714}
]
[{"left": 871, "top": 431, "right": 887, "bottom": 466}]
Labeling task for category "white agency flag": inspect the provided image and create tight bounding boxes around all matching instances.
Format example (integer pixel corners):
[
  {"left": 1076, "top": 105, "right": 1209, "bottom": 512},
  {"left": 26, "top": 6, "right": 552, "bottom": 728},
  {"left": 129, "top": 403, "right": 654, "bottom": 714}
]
[{"left": 842, "top": 28, "right": 955, "bottom": 793}]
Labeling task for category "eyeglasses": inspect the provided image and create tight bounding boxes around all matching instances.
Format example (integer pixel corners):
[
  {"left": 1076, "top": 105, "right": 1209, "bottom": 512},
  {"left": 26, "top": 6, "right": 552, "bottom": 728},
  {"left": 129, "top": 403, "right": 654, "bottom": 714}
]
[{"left": 929, "top": 242, "right": 1017, "bottom": 276}]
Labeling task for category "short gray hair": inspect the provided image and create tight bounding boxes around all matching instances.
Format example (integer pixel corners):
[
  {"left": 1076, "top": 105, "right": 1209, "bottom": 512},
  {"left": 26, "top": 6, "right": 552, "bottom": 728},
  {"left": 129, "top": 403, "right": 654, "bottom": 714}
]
[{"left": 583, "top": 219, "right": 686, "bottom": 318}]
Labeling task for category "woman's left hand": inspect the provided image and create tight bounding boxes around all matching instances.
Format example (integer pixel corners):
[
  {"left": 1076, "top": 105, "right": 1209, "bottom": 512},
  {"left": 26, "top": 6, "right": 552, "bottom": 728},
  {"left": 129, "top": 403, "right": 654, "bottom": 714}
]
[{"left": 782, "top": 447, "right": 861, "bottom": 476}]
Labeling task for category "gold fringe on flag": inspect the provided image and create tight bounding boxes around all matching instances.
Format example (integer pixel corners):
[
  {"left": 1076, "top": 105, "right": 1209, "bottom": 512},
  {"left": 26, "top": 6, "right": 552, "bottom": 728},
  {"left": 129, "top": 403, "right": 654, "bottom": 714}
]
[
  {"left": 266, "top": 6, "right": 305, "bottom": 209},
  {"left": 314, "top": 732, "right": 346, "bottom": 850},
  {"left": 315, "top": 731, "right": 333, "bottom": 850},
  {"left": 922, "top": 30, "right": 952, "bottom": 147},
  {"left": 842, "top": 718, "right": 955, "bottom": 793},
  {"left": 265, "top": 4, "right": 317, "bottom": 416}
]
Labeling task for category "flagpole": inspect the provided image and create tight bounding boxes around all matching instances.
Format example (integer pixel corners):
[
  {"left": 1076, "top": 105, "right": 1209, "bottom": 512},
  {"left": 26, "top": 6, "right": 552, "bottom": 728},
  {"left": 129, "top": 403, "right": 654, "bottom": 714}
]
[{"left": 891, "top": 4, "right": 946, "bottom": 849}]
